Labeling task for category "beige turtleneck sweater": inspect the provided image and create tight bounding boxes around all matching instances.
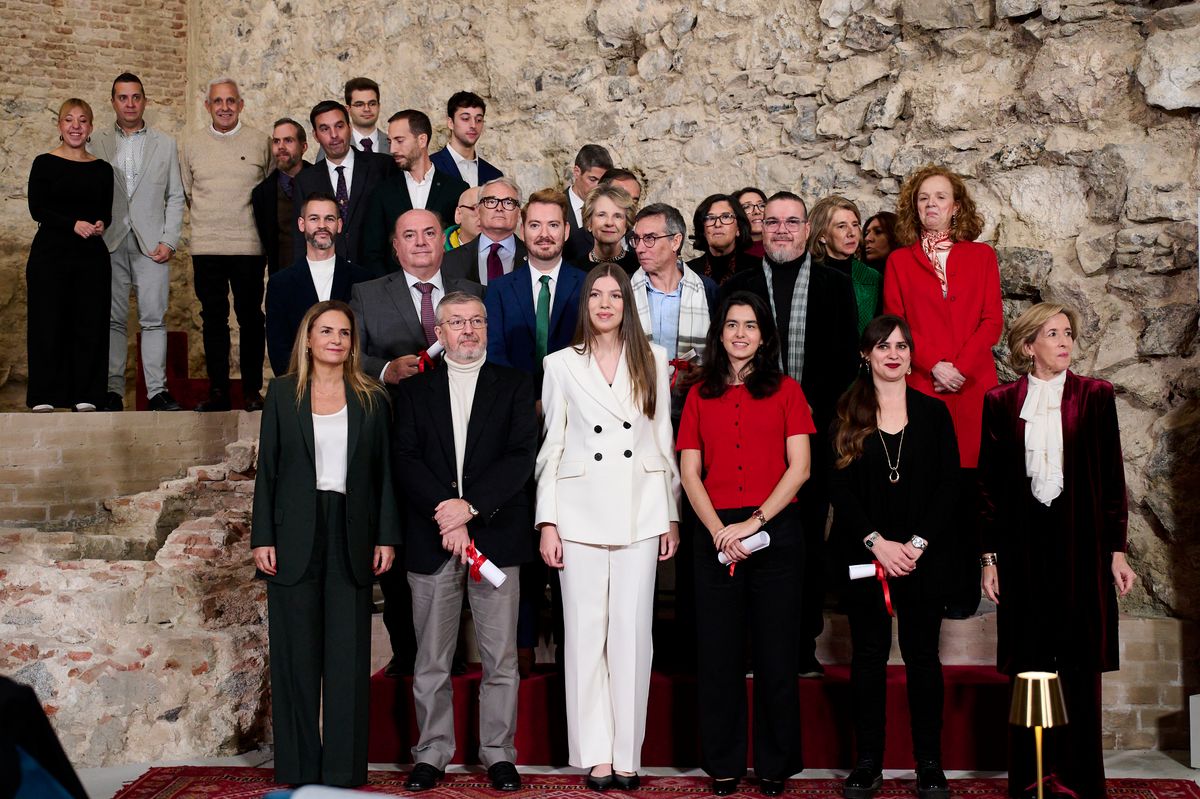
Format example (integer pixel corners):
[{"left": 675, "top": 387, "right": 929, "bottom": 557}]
[{"left": 446, "top": 353, "right": 486, "bottom": 495}]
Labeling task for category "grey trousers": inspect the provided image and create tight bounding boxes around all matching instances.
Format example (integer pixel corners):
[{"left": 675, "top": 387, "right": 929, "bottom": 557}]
[
  {"left": 408, "top": 557, "right": 521, "bottom": 769},
  {"left": 107, "top": 232, "right": 169, "bottom": 397}
]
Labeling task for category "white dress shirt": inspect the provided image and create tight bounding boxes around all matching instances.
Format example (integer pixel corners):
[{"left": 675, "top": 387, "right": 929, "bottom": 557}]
[
  {"left": 353, "top": 129, "right": 384, "bottom": 152},
  {"left": 313, "top": 404, "right": 348, "bottom": 494},
  {"left": 378, "top": 270, "right": 447, "bottom": 380},
  {"left": 475, "top": 232, "right": 518, "bottom": 285},
  {"left": 404, "top": 163, "right": 436, "bottom": 210},
  {"left": 530, "top": 260, "right": 563, "bottom": 310},
  {"left": 307, "top": 254, "right": 336, "bottom": 302},
  {"left": 447, "top": 141, "right": 480, "bottom": 187},
  {"left": 324, "top": 147, "right": 356, "bottom": 198}
]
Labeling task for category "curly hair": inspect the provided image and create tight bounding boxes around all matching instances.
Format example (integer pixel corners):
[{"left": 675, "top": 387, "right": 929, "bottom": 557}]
[{"left": 893, "top": 164, "right": 983, "bottom": 246}]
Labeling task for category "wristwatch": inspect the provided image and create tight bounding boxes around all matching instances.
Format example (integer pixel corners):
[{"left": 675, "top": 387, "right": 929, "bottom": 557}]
[
  {"left": 909, "top": 535, "right": 928, "bottom": 551},
  {"left": 467, "top": 502, "right": 480, "bottom": 519},
  {"left": 864, "top": 532, "right": 880, "bottom": 550}
]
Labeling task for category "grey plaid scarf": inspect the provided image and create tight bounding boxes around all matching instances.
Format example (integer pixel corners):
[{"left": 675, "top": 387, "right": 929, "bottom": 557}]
[{"left": 761, "top": 254, "right": 811, "bottom": 380}]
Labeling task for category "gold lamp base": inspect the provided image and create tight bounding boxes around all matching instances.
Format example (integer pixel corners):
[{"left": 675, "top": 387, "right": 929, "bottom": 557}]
[{"left": 1010, "top": 671, "right": 1070, "bottom": 799}]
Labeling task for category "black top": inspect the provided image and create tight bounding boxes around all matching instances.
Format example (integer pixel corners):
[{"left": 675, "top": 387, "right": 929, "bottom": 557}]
[
  {"left": 685, "top": 250, "right": 760, "bottom": 285},
  {"left": 28, "top": 154, "right": 113, "bottom": 254}
]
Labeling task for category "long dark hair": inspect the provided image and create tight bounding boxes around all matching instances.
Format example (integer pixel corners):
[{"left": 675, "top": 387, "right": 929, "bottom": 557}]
[
  {"left": 832, "top": 315, "right": 914, "bottom": 469},
  {"left": 694, "top": 292, "right": 783, "bottom": 400}
]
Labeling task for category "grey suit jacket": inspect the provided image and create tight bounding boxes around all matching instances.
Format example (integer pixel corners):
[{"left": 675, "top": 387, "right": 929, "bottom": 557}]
[
  {"left": 90, "top": 124, "right": 185, "bottom": 255},
  {"left": 349, "top": 269, "right": 484, "bottom": 378}
]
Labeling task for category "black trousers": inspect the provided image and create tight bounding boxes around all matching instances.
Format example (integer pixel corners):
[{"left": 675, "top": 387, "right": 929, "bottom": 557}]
[
  {"left": 1007, "top": 669, "right": 1105, "bottom": 799},
  {"left": 191, "top": 254, "right": 265, "bottom": 394},
  {"left": 267, "top": 491, "right": 372, "bottom": 787},
  {"left": 0, "top": 677, "right": 89, "bottom": 799},
  {"left": 796, "top": 464, "right": 829, "bottom": 666},
  {"left": 846, "top": 585, "right": 944, "bottom": 763},
  {"left": 380, "top": 560, "right": 418, "bottom": 671},
  {"left": 694, "top": 505, "right": 802, "bottom": 780},
  {"left": 944, "top": 467, "right": 982, "bottom": 615}
]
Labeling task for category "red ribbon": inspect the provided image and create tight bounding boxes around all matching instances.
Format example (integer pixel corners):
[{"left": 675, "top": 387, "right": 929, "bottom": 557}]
[
  {"left": 466, "top": 540, "right": 486, "bottom": 583},
  {"left": 418, "top": 349, "right": 436, "bottom": 372},
  {"left": 669, "top": 358, "right": 693, "bottom": 388},
  {"left": 874, "top": 561, "right": 895, "bottom": 617}
]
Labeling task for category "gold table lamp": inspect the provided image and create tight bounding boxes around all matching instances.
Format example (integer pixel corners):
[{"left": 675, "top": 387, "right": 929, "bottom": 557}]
[{"left": 1009, "top": 671, "right": 1069, "bottom": 799}]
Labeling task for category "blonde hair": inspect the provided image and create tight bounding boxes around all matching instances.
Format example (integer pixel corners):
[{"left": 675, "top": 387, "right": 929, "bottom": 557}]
[
  {"left": 582, "top": 184, "right": 636, "bottom": 231},
  {"left": 1007, "top": 302, "right": 1082, "bottom": 375},
  {"left": 807, "top": 195, "right": 861, "bottom": 262},
  {"left": 58, "top": 98, "right": 94, "bottom": 124},
  {"left": 894, "top": 164, "right": 983, "bottom": 246},
  {"left": 289, "top": 300, "right": 384, "bottom": 411}
]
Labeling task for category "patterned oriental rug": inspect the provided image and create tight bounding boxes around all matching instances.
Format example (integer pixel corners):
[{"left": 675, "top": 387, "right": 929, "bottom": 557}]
[{"left": 111, "top": 769, "right": 1200, "bottom": 799}]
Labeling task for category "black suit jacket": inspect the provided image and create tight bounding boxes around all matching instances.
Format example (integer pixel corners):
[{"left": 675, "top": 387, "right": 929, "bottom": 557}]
[
  {"left": 292, "top": 152, "right": 394, "bottom": 265},
  {"left": 429, "top": 147, "right": 504, "bottom": 185},
  {"left": 563, "top": 204, "right": 594, "bottom": 266},
  {"left": 251, "top": 375, "right": 401, "bottom": 586},
  {"left": 251, "top": 164, "right": 312, "bottom": 275},
  {"left": 392, "top": 363, "right": 537, "bottom": 573},
  {"left": 441, "top": 235, "right": 529, "bottom": 287},
  {"left": 265, "top": 254, "right": 373, "bottom": 376},
  {"left": 719, "top": 260, "right": 859, "bottom": 431},
  {"left": 361, "top": 168, "right": 469, "bottom": 275}
]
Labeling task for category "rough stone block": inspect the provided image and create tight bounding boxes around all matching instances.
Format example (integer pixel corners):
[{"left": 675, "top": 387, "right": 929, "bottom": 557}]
[
  {"left": 1137, "top": 7, "right": 1200, "bottom": 110},
  {"left": 900, "top": 0, "right": 992, "bottom": 29}
]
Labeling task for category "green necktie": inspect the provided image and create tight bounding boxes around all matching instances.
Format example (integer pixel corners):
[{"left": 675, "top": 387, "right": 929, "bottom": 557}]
[{"left": 535, "top": 274, "right": 551, "bottom": 371}]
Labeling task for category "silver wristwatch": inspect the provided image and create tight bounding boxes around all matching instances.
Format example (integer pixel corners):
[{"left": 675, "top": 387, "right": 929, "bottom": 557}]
[
  {"left": 864, "top": 532, "right": 881, "bottom": 551},
  {"left": 909, "top": 535, "right": 928, "bottom": 551},
  {"left": 467, "top": 503, "right": 480, "bottom": 518}
]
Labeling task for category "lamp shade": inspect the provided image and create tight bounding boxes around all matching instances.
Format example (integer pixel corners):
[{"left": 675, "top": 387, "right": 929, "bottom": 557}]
[{"left": 1010, "top": 671, "right": 1069, "bottom": 729}]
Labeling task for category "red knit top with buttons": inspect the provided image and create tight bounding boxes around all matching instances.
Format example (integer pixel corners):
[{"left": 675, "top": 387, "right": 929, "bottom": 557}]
[{"left": 676, "top": 377, "right": 816, "bottom": 510}]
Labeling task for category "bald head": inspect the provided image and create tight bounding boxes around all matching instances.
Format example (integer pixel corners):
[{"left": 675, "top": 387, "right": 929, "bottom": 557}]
[
  {"left": 455, "top": 186, "right": 481, "bottom": 242},
  {"left": 392, "top": 209, "right": 444, "bottom": 278}
]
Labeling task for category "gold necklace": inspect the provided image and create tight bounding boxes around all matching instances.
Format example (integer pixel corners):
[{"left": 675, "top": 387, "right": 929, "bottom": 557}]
[{"left": 878, "top": 427, "right": 905, "bottom": 484}]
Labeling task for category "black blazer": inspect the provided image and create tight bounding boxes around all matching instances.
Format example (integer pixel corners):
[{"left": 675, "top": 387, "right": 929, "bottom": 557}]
[
  {"left": 292, "top": 152, "right": 395, "bottom": 265},
  {"left": 392, "top": 363, "right": 538, "bottom": 573},
  {"left": 264, "top": 254, "right": 373, "bottom": 376},
  {"left": 251, "top": 164, "right": 312, "bottom": 275},
  {"left": 251, "top": 375, "right": 401, "bottom": 586},
  {"left": 429, "top": 147, "right": 504, "bottom": 185},
  {"left": 719, "top": 260, "right": 860, "bottom": 431},
  {"left": 441, "top": 235, "right": 529, "bottom": 287},
  {"left": 360, "top": 169, "right": 469, "bottom": 275}
]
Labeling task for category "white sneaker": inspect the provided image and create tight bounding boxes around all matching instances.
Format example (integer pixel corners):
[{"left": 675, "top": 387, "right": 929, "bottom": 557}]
[
  {"left": 74, "top": 402, "right": 96, "bottom": 412},
  {"left": 32, "top": 404, "right": 53, "bottom": 413}
]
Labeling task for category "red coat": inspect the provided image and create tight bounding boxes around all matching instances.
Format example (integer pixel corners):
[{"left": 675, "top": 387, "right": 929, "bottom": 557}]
[{"left": 882, "top": 240, "right": 1002, "bottom": 467}]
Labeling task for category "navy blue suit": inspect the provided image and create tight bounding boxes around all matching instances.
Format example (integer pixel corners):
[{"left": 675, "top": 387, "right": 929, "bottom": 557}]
[
  {"left": 265, "top": 255, "right": 373, "bottom": 376},
  {"left": 484, "top": 262, "right": 585, "bottom": 392},
  {"left": 429, "top": 147, "right": 503, "bottom": 186}
]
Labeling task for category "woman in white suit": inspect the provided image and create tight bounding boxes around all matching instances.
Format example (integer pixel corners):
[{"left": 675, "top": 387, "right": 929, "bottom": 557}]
[{"left": 537, "top": 263, "right": 681, "bottom": 791}]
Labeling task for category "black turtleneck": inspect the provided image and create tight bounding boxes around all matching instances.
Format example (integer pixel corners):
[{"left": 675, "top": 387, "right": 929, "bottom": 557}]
[
  {"left": 822, "top": 254, "right": 853, "bottom": 277},
  {"left": 767, "top": 255, "right": 805, "bottom": 365}
]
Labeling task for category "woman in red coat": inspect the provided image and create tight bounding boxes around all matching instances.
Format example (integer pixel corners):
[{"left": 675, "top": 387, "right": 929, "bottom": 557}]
[
  {"left": 978, "top": 302, "right": 1135, "bottom": 799},
  {"left": 882, "top": 164, "right": 1002, "bottom": 618}
]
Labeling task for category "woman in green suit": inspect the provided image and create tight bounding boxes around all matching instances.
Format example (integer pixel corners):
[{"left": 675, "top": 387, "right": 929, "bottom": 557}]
[{"left": 251, "top": 299, "right": 400, "bottom": 788}]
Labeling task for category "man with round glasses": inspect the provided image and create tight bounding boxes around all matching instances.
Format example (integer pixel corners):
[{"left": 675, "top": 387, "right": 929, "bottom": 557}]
[{"left": 443, "top": 177, "right": 528, "bottom": 286}]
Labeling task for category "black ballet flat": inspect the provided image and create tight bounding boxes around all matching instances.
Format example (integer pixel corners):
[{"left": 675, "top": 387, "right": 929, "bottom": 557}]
[
  {"left": 612, "top": 773, "right": 640, "bottom": 790},
  {"left": 712, "top": 777, "right": 740, "bottom": 795},
  {"left": 586, "top": 771, "right": 614, "bottom": 791},
  {"left": 760, "top": 778, "right": 786, "bottom": 796}
]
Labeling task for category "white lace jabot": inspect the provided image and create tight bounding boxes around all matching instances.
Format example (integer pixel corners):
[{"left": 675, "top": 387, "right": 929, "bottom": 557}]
[{"left": 1020, "top": 370, "right": 1067, "bottom": 506}]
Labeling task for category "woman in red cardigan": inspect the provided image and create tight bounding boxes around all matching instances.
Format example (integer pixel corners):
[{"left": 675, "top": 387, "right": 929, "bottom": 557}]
[{"left": 882, "top": 164, "right": 1002, "bottom": 619}]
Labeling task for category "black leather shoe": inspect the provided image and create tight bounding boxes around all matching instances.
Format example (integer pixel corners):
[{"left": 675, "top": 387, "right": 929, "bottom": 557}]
[
  {"left": 405, "top": 762, "right": 443, "bottom": 791},
  {"left": 612, "top": 773, "right": 640, "bottom": 790},
  {"left": 147, "top": 391, "right": 182, "bottom": 411},
  {"left": 916, "top": 760, "right": 949, "bottom": 799},
  {"left": 243, "top": 390, "right": 264, "bottom": 412},
  {"left": 844, "top": 759, "right": 883, "bottom": 799},
  {"left": 586, "top": 771, "right": 614, "bottom": 791},
  {"left": 760, "top": 778, "right": 786, "bottom": 796},
  {"left": 712, "top": 777, "right": 740, "bottom": 795},
  {"left": 104, "top": 392, "right": 124, "bottom": 412},
  {"left": 195, "top": 389, "right": 231, "bottom": 412},
  {"left": 488, "top": 761, "right": 521, "bottom": 791},
  {"left": 384, "top": 656, "right": 413, "bottom": 678}
]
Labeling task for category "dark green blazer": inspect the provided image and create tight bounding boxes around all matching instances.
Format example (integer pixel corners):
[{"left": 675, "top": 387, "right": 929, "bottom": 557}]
[{"left": 251, "top": 375, "right": 402, "bottom": 586}]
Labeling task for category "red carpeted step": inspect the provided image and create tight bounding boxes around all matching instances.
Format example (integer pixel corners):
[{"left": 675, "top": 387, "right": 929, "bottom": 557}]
[{"left": 368, "top": 665, "right": 1009, "bottom": 770}]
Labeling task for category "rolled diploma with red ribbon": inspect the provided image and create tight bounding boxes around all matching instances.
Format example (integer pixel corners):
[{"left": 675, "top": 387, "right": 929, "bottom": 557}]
[
  {"left": 717, "top": 530, "right": 771, "bottom": 565},
  {"left": 466, "top": 540, "right": 506, "bottom": 588},
  {"left": 669, "top": 348, "right": 698, "bottom": 388},
  {"left": 417, "top": 340, "right": 445, "bottom": 372},
  {"left": 849, "top": 561, "right": 894, "bottom": 616}
]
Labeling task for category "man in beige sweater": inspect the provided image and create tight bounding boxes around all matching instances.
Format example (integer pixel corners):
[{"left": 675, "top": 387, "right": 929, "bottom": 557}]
[{"left": 181, "top": 77, "right": 272, "bottom": 411}]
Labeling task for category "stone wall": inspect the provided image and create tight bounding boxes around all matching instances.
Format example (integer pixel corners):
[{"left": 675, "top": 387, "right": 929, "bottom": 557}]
[{"left": 1, "top": 1, "right": 1198, "bottom": 619}]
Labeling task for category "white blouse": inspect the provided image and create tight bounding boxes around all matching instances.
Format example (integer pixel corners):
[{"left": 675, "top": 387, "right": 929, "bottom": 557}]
[
  {"left": 313, "top": 404, "right": 348, "bottom": 494},
  {"left": 1020, "top": 371, "right": 1066, "bottom": 506}
]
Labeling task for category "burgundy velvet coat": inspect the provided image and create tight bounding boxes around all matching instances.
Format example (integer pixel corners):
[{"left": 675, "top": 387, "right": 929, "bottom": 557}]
[
  {"left": 883, "top": 240, "right": 1003, "bottom": 468},
  {"left": 978, "top": 372, "right": 1128, "bottom": 674}
]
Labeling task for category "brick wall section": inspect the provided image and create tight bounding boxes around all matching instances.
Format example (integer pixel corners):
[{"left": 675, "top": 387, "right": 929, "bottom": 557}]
[
  {"left": 0, "top": 412, "right": 243, "bottom": 526},
  {"left": 0, "top": 0, "right": 189, "bottom": 410}
]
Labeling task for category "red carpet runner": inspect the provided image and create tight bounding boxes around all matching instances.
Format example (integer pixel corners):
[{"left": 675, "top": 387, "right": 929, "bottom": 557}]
[
  {"left": 368, "top": 665, "right": 1010, "bottom": 770},
  {"left": 112, "top": 770, "right": 1200, "bottom": 799}
]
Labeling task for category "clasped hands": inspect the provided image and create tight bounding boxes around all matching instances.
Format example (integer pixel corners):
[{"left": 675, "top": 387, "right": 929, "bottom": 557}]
[
  {"left": 711, "top": 518, "right": 762, "bottom": 564},
  {"left": 873, "top": 538, "right": 924, "bottom": 578},
  {"left": 435, "top": 498, "right": 476, "bottom": 565},
  {"left": 931, "top": 361, "right": 965, "bottom": 393},
  {"left": 73, "top": 219, "right": 105, "bottom": 239}
]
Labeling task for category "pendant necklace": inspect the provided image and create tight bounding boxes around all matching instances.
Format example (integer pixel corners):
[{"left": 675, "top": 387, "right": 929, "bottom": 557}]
[{"left": 878, "top": 427, "right": 905, "bottom": 484}]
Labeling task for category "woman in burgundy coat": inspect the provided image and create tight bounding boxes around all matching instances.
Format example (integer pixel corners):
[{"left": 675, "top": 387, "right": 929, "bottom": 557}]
[
  {"left": 882, "top": 164, "right": 1002, "bottom": 618},
  {"left": 979, "top": 302, "right": 1136, "bottom": 799}
]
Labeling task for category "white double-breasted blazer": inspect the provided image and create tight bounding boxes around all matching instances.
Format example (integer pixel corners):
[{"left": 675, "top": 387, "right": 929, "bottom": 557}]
[{"left": 535, "top": 343, "right": 681, "bottom": 546}]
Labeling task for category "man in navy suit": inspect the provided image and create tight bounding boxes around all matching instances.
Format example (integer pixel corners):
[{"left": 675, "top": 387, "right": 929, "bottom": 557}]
[
  {"left": 429, "top": 91, "right": 503, "bottom": 188},
  {"left": 265, "top": 192, "right": 372, "bottom": 376},
  {"left": 292, "top": 100, "right": 394, "bottom": 265}
]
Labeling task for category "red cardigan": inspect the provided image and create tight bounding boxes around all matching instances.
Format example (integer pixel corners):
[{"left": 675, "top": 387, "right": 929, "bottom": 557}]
[{"left": 882, "top": 240, "right": 1003, "bottom": 468}]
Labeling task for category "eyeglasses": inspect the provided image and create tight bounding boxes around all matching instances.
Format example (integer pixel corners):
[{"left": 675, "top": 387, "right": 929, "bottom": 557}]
[
  {"left": 762, "top": 217, "right": 807, "bottom": 231},
  {"left": 438, "top": 316, "right": 487, "bottom": 330},
  {"left": 479, "top": 196, "right": 519, "bottom": 210},
  {"left": 741, "top": 202, "right": 766, "bottom": 213},
  {"left": 349, "top": 100, "right": 379, "bottom": 109},
  {"left": 704, "top": 212, "right": 736, "bottom": 227},
  {"left": 457, "top": 203, "right": 477, "bottom": 211},
  {"left": 629, "top": 232, "right": 676, "bottom": 248}
]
